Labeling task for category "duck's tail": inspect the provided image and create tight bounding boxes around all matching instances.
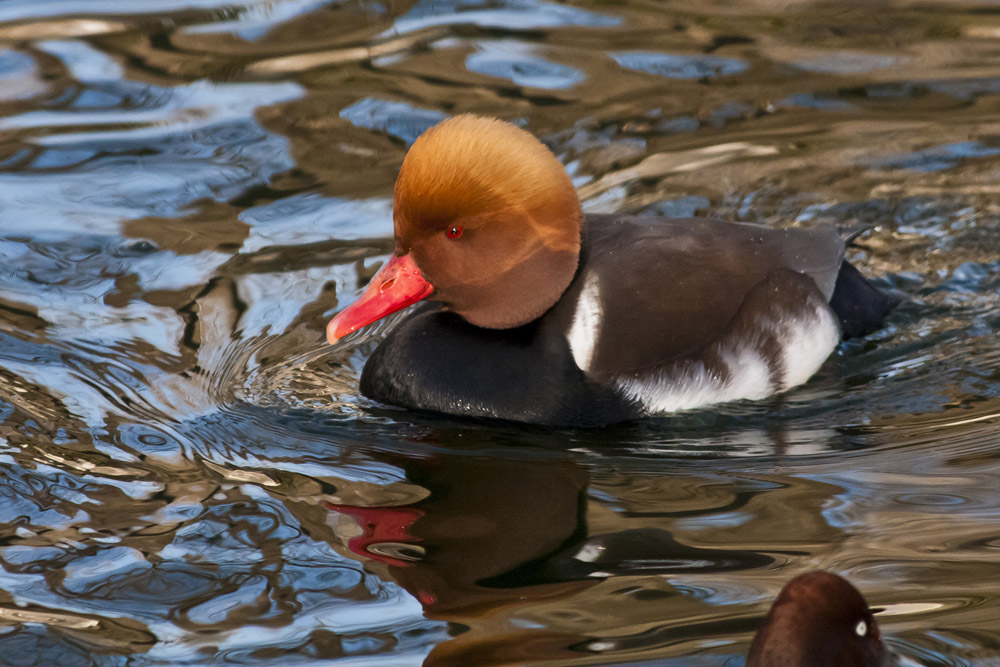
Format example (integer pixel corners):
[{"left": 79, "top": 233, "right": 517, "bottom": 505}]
[{"left": 830, "top": 260, "right": 905, "bottom": 339}]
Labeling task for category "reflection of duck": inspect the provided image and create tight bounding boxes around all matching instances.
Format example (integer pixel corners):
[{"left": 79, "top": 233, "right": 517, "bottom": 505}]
[
  {"left": 325, "top": 452, "right": 772, "bottom": 665},
  {"left": 328, "top": 455, "right": 591, "bottom": 615},
  {"left": 748, "top": 571, "right": 898, "bottom": 667},
  {"left": 327, "top": 115, "right": 899, "bottom": 426}
]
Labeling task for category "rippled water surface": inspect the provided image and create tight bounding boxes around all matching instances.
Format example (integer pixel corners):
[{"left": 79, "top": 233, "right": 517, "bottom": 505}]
[{"left": 1, "top": 1, "right": 999, "bottom": 665}]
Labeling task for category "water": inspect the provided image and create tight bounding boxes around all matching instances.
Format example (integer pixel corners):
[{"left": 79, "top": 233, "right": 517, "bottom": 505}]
[{"left": 0, "top": 0, "right": 998, "bottom": 665}]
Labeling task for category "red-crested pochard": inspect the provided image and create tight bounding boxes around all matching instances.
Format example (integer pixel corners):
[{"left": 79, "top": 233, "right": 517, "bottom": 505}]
[
  {"left": 748, "top": 571, "right": 899, "bottom": 667},
  {"left": 328, "top": 115, "right": 899, "bottom": 426}
]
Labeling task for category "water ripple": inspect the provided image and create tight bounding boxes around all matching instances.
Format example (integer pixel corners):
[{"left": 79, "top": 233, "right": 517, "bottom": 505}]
[{"left": 1, "top": 1, "right": 999, "bottom": 665}]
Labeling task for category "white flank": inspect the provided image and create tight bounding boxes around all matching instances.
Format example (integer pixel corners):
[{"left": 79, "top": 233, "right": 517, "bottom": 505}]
[
  {"left": 719, "top": 346, "right": 774, "bottom": 401},
  {"left": 618, "top": 347, "right": 773, "bottom": 414},
  {"left": 567, "top": 272, "right": 602, "bottom": 372},
  {"left": 780, "top": 305, "right": 841, "bottom": 390},
  {"left": 619, "top": 304, "right": 841, "bottom": 415}
]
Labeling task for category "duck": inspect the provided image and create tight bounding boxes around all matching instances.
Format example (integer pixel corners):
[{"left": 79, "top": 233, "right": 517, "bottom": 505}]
[
  {"left": 747, "top": 571, "right": 899, "bottom": 667},
  {"left": 327, "top": 114, "right": 899, "bottom": 426}
]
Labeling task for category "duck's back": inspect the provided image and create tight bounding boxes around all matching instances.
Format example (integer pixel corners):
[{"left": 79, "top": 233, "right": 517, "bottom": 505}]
[{"left": 556, "top": 215, "right": 846, "bottom": 377}]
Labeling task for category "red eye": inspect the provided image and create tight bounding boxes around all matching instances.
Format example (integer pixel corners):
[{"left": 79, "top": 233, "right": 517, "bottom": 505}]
[{"left": 446, "top": 226, "right": 463, "bottom": 239}]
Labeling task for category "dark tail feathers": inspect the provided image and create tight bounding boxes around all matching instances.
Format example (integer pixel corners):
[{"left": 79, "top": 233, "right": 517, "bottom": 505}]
[{"left": 830, "top": 260, "right": 904, "bottom": 339}]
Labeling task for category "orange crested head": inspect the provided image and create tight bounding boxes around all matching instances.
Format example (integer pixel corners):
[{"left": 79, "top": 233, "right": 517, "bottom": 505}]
[
  {"left": 392, "top": 114, "right": 583, "bottom": 329},
  {"left": 328, "top": 115, "right": 582, "bottom": 343}
]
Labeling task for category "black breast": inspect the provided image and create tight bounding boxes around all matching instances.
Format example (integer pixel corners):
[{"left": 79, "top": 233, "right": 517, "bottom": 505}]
[{"left": 359, "top": 304, "right": 640, "bottom": 426}]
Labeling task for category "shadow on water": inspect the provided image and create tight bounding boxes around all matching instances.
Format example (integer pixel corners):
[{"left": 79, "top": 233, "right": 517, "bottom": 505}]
[{"left": 0, "top": 0, "right": 999, "bottom": 665}]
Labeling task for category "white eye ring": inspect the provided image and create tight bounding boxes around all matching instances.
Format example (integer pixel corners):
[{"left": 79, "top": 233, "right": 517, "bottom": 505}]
[{"left": 855, "top": 620, "right": 867, "bottom": 637}]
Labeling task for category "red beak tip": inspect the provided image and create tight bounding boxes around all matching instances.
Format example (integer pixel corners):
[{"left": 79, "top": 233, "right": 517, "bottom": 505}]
[
  {"left": 326, "top": 319, "right": 349, "bottom": 345},
  {"left": 324, "top": 254, "right": 432, "bottom": 346}
]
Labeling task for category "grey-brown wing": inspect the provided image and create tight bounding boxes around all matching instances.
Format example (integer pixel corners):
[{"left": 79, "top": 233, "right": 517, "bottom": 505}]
[{"left": 575, "top": 216, "right": 845, "bottom": 375}]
